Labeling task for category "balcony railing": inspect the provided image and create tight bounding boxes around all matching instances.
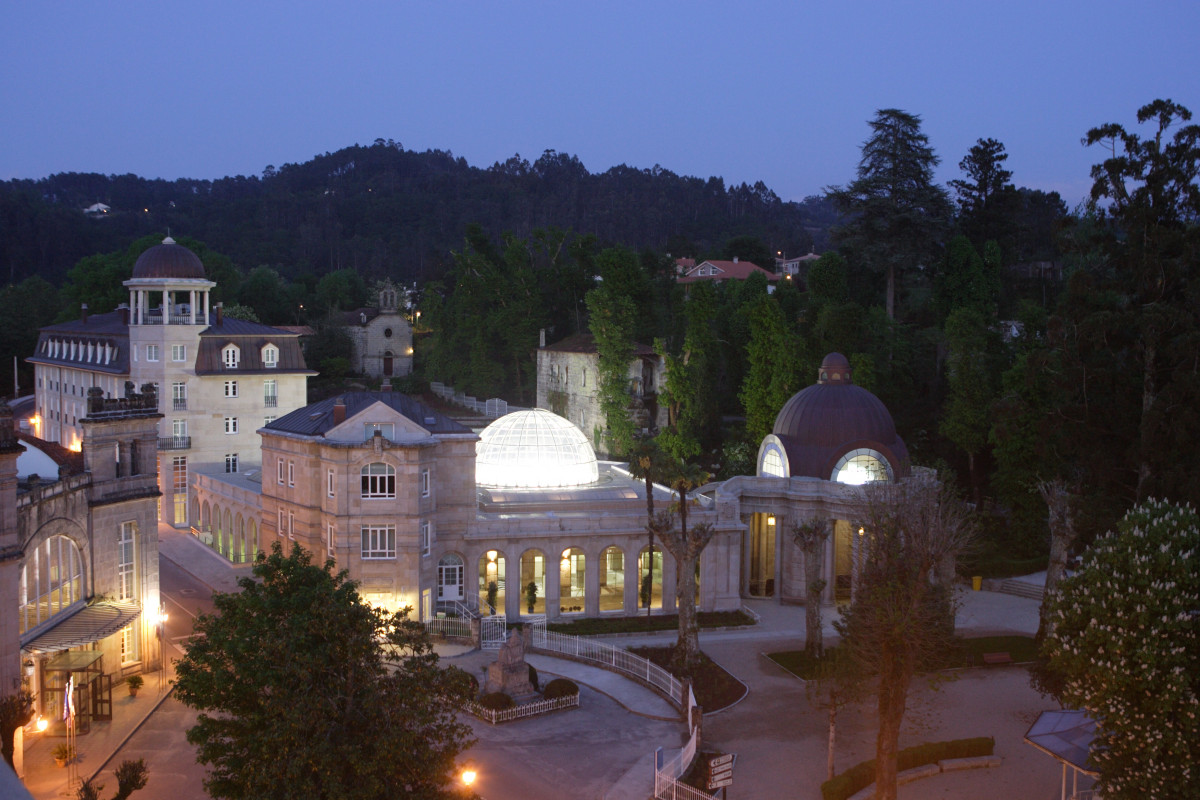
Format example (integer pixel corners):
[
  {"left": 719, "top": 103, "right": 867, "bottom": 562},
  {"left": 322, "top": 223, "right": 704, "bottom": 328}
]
[
  {"left": 157, "top": 436, "right": 191, "bottom": 451},
  {"left": 264, "top": 396, "right": 278, "bottom": 408},
  {"left": 173, "top": 399, "right": 187, "bottom": 411}
]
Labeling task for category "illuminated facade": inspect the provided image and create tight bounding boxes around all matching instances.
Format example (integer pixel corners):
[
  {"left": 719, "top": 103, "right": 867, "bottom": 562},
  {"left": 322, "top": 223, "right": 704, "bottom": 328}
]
[{"left": 26, "top": 237, "right": 313, "bottom": 527}]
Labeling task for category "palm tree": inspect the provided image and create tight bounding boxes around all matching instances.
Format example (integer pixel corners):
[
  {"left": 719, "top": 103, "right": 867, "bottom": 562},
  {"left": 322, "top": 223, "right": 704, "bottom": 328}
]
[
  {"left": 628, "top": 437, "right": 670, "bottom": 618},
  {"left": 658, "top": 458, "right": 716, "bottom": 675}
]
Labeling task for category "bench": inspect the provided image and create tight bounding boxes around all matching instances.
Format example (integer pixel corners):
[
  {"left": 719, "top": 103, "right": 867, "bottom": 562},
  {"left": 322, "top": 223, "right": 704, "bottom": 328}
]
[{"left": 982, "top": 651, "right": 1012, "bottom": 666}]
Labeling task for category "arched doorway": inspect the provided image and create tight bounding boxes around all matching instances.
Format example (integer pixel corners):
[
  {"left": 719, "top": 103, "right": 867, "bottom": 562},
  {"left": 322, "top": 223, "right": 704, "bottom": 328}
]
[
  {"left": 383, "top": 350, "right": 394, "bottom": 377},
  {"left": 599, "top": 546, "right": 625, "bottom": 612},
  {"left": 748, "top": 512, "right": 777, "bottom": 597},
  {"left": 520, "top": 549, "right": 546, "bottom": 615},
  {"left": 558, "top": 547, "right": 585, "bottom": 614},
  {"left": 478, "top": 550, "right": 506, "bottom": 615}
]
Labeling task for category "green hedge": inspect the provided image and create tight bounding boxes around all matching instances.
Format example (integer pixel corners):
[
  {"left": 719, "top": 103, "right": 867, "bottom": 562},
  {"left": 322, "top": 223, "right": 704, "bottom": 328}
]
[
  {"left": 820, "top": 737, "right": 994, "bottom": 800},
  {"left": 542, "top": 678, "right": 580, "bottom": 699},
  {"left": 478, "top": 692, "right": 515, "bottom": 711}
]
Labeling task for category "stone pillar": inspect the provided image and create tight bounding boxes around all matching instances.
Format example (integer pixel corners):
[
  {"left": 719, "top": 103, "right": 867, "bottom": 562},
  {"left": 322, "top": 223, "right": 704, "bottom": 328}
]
[
  {"left": 584, "top": 549, "right": 600, "bottom": 617},
  {"left": 662, "top": 552, "right": 677, "bottom": 613},
  {"left": 624, "top": 546, "right": 640, "bottom": 615},
  {"left": 545, "top": 556, "right": 561, "bottom": 620}
]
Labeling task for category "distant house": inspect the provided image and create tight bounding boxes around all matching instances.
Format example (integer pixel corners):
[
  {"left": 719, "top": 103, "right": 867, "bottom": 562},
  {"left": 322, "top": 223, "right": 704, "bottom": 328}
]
[
  {"left": 776, "top": 250, "right": 821, "bottom": 287},
  {"left": 536, "top": 332, "right": 666, "bottom": 454},
  {"left": 676, "top": 258, "right": 778, "bottom": 287},
  {"left": 83, "top": 203, "right": 110, "bottom": 217},
  {"left": 339, "top": 280, "right": 414, "bottom": 380}
]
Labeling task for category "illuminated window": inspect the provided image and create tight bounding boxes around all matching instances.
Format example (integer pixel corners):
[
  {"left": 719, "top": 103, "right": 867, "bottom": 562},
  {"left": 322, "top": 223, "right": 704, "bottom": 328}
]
[
  {"left": 361, "top": 462, "right": 395, "bottom": 498},
  {"left": 759, "top": 445, "right": 786, "bottom": 478},
  {"left": 361, "top": 525, "right": 396, "bottom": 559},
  {"left": 832, "top": 449, "right": 893, "bottom": 485},
  {"left": 117, "top": 521, "right": 136, "bottom": 601}
]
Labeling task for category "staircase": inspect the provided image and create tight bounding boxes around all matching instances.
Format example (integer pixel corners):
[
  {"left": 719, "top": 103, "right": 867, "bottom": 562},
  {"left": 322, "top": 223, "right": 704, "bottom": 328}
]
[{"left": 998, "top": 579, "right": 1044, "bottom": 601}]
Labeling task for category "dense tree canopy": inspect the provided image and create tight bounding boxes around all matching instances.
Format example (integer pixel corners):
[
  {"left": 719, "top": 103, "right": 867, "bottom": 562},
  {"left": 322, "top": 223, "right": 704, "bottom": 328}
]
[{"left": 174, "top": 544, "right": 475, "bottom": 800}]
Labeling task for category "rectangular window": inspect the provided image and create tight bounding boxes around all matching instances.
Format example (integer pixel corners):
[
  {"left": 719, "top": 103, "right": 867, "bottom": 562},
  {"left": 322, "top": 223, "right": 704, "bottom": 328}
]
[
  {"left": 361, "top": 525, "right": 396, "bottom": 559},
  {"left": 420, "top": 469, "right": 431, "bottom": 498},
  {"left": 224, "top": 417, "right": 238, "bottom": 435},
  {"left": 117, "top": 521, "right": 136, "bottom": 601},
  {"left": 287, "top": 460, "right": 295, "bottom": 487},
  {"left": 278, "top": 508, "right": 285, "bottom": 536},
  {"left": 223, "top": 347, "right": 239, "bottom": 369},
  {"left": 225, "top": 453, "right": 239, "bottom": 473},
  {"left": 172, "top": 382, "right": 187, "bottom": 411},
  {"left": 364, "top": 422, "right": 394, "bottom": 440},
  {"left": 277, "top": 458, "right": 285, "bottom": 485},
  {"left": 264, "top": 379, "right": 277, "bottom": 408},
  {"left": 172, "top": 456, "right": 188, "bottom": 525},
  {"left": 360, "top": 463, "right": 395, "bottom": 498},
  {"left": 146, "top": 345, "right": 159, "bottom": 362},
  {"left": 327, "top": 469, "right": 335, "bottom": 498},
  {"left": 263, "top": 347, "right": 278, "bottom": 369},
  {"left": 288, "top": 511, "right": 295, "bottom": 540},
  {"left": 421, "top": 521, "right": 431, "bottom": 557},
  {"left": 172, "top": 345, "right": 186, "bottom": 362},
  {"left": 264, "top": 415, "right": 276, "bottom": 426},
  {"left": 224, "top": 380, "right": 238, "bottom": 398},
  {"left": 120, "top": 624, "right": 139, "bottom": 665},
  {"left": 172, "top": 419, "right": 187, "bottom": 438},
  {"left": 327, "top": 523, "right": 335, "bottom": 556}
]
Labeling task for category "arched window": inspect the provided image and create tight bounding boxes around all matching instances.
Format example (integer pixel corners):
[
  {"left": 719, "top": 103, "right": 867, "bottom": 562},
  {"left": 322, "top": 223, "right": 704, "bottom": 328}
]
[
  {"left": 832, "top": 448, "right": 893, "bottom": 485},
  {"left": 520, "top": 549, "right": 546, "bottom": 615},
  {"left": 478, "top": 550, "right": 506, "bottom": 615},
  {"left": 599, "top": 546, "right": 625, "bottom": 612},
  {"left": 222, "top": 344, "right": 240, "bottom": 369},
  {"left": 559, "top": 547, "right": 585, "bottom": 613},
  {"left": 261, "top": 344, "right": 279, "bottom": 369},
  {"left": 759, "top": 444, "right": 786, "bottom": 477},
  {"left": 19, "top": 535, "right": 84, "bottom": 634},
  {"left": 361, "top": 462, "right": 396, "bottom": 498}
]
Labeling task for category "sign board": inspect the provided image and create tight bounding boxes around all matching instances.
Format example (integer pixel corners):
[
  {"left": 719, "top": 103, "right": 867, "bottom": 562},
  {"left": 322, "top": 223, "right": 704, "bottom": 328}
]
[
  {"left": 709, "top": 753, "right": 734, "bottom": 769},
  {"left": 709, "top": 777, "right": 733, "bottom": 790},
  {"left": 706, "top": 753, "right": 736, "bottom": 791}
]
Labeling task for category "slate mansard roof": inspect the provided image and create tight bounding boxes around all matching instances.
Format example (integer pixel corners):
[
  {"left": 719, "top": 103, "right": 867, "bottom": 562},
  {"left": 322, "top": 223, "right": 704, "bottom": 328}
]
[
  {"left": 264, "top": 392, "right": 471, "bottom": 438},
  {"left": 194, "top": 318, "right": 312, "bottom": 375},
  {"left": 27, "top": 311, "right": 131, "bottom": 375}
]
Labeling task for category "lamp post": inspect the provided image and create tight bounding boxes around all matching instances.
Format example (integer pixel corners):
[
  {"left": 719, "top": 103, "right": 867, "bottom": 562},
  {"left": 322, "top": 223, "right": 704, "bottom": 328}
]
[
  {"left": 460, "top": 759, "right": 479, "bottom": 798},
  {"left": 154, "top": 603, "right": 169, "bottom": 693}
]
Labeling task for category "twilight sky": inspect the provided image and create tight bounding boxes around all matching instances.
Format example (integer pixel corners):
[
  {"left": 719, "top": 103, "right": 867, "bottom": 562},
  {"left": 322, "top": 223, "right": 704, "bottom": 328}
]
[{"left": 2, "top": 1, "right": 1196, "bottom": 207}]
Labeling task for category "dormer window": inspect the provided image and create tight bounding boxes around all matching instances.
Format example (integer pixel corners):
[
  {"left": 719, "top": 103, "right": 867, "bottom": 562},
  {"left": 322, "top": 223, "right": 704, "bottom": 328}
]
[
  {"left": 364, "top": 423, "right": 394, "bottom": 441},
  {"left": 222, "top": 345, "right": 240, "bottom": 369},
  {"left": 262, "top": 344, "right": 278, "bottom": 369}
]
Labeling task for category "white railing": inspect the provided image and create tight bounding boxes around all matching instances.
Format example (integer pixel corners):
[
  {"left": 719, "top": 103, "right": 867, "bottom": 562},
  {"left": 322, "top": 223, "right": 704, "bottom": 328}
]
[
  {"left": 533, "top": 629, "right": 684, "bottom": 706},
  {"left": 425, "top": 616, "right": 471, "bottom": 639},
  {"left": 429, "top": 381, "right": 522, "bottom": 418},
  {"left": 464, "top": 693, "right": 580, "bottom": 724}
]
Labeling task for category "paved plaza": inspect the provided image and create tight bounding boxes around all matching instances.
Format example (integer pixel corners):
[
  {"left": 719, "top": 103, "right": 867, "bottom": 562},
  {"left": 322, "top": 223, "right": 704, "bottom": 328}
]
[{"left": 20, "top": 526, "right": 1077, "bottom": 800}]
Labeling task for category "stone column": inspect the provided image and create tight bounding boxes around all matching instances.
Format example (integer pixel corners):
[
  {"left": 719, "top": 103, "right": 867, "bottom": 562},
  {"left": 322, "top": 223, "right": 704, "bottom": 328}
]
[
  {"left": 584, "top": 548, "right": 600, "bottom": 616},
  {"left": 623, "top": 546, "right": 639, "bottom": 615},
  {"left": 545, "top": 555, "right": 561, "bottom": 620}
]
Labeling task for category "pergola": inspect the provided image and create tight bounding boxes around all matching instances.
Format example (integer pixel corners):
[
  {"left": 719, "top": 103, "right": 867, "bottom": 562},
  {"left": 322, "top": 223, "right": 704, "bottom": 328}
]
[{"left": 1024, "top": 709, "right": 1101, "bottom": 800}]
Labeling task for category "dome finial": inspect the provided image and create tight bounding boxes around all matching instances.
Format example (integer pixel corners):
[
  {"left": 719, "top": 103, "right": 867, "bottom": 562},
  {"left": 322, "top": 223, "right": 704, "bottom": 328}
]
[{"left": 818, "top": 352, "right": 852, "bottom": 385}]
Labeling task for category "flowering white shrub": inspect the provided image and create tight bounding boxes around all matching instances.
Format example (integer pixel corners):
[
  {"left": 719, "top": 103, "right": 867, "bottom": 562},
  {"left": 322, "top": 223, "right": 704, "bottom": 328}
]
[{"left": 1043, "top": 499, "right": 1199, "bottom": 799}]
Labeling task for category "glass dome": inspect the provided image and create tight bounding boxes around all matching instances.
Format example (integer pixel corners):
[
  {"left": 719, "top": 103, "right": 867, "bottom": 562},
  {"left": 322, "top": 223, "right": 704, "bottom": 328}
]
[{"left": 476, "top": 409, "right": 599, "bottom": 488}]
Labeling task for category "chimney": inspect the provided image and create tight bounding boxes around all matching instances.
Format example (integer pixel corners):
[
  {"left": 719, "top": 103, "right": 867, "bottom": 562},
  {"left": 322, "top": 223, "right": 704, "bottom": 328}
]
[
  {"left": 733, "top": 256, "right": 739, "bottom": 264},
  {"left": 539, "top": 328, "right": 546, "bottom": 348},
  {"left": 332, "top": 397, "right": 346, "bottom": 425},
  {"left": 80, "top": 303, "right": 89, "bottom": 324},
  {"left": 381, "top": 380, "right": 392, "bottom": 392},
  {"left": 117, "top": 304, "right": 130, "bottom": 325},
  {"left": 215, "top": 303, "right": 224, "bottom": 325}
]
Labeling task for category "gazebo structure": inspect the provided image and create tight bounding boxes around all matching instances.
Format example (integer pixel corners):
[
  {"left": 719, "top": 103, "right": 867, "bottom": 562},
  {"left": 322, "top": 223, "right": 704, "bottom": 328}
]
[{"left": 1024, "top": 709, "right": 1100, "bottom": 799}]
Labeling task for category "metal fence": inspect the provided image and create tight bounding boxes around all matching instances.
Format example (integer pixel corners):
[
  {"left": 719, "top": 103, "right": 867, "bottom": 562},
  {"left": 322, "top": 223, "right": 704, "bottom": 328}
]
[
  {"left": 424, "top": 616, "right": 471, "bottom": 639},
  {"left": 464, "top": 693, "right": 580, "bottom": 725},
  {"left": 429, "top": 382, "right": 522, "bottom": 418},
  {"left": 532, "top": 629, "right": 684, "bottom": 706}
]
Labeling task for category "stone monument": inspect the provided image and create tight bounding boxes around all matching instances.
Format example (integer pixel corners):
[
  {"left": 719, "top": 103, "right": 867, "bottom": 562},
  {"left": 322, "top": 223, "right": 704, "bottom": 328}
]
[{"left": 482, "top": 631, "right": 537, "bottom": 700}]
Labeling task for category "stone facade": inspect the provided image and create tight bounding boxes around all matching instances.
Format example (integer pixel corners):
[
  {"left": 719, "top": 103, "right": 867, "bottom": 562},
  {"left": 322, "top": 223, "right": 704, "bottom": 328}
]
[
  {"left": 535, "top": 333, "right": 666, "bottom": 456},
  {"left": 341, "top": 281, "right": 413, "bottom": 379}
]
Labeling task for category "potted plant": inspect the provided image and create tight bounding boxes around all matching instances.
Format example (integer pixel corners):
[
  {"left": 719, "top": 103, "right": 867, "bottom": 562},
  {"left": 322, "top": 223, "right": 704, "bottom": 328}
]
[
  {"left": 525, "top": 581, "right": 538, "bottom": 613},
  {"left": 126, "top": 674, "right": 144, "bottom": 697},
  {"left": 52, "top": 742, "right": 74, "bottom": 767}
]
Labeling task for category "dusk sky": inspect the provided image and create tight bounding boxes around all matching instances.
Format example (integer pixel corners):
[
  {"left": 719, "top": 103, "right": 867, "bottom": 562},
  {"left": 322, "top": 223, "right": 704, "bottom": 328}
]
[{"left": 3, "top": 2, "right": 1197, "bottom": 207}]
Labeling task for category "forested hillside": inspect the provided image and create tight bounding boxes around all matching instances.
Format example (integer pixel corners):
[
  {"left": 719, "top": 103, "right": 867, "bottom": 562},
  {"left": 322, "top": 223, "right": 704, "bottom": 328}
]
[{"left": 0, "top": 139, "right": 836, "bottom": 286}]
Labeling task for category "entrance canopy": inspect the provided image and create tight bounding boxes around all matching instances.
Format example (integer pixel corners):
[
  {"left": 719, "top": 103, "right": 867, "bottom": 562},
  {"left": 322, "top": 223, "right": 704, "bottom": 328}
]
[
  {"left": 20, "top": 601, "right": 142, "bottom": 655},
  {"left": 1024, "top": 709, "right": 1099, "bottom": 775}
]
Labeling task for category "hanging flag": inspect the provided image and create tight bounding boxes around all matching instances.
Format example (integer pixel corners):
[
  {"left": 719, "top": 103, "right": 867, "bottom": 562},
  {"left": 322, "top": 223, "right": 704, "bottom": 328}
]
[{"left": 65, "top": 676, "right": 75, "bottom": 723}]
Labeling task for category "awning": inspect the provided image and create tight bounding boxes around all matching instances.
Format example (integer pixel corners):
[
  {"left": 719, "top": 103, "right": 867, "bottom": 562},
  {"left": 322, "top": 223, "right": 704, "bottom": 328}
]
[
  {"left": 20, "top": 602, "right": 143, "bottom": 655},
  {"left": 1024, "top": 709, "right": 1100, "bottom": 777}
]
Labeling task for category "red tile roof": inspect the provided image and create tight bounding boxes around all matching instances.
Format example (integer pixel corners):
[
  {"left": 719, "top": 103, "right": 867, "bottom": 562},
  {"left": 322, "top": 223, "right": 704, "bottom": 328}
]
[{"left": 677, "top": 259, "right": 778, "bottom": 284}]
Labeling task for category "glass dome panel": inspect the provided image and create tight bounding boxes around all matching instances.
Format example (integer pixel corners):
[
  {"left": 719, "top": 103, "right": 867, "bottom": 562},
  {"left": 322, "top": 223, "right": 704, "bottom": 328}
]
[{"left": 476, "top": 409, "right": 599, "bottom": 488}]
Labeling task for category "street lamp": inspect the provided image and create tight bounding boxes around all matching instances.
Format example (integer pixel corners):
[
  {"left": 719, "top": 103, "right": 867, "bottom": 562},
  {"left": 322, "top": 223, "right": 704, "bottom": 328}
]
[
  {"left": 460, "top": 759, "right": 478, "bottom": 794},
  {"left": 153, "top": 603, "right": 169, "bottom": 693}
]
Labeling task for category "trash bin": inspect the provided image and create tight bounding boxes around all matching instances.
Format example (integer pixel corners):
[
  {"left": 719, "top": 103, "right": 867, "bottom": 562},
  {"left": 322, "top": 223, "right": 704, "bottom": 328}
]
[{"left": 972, "top": 576, "right": 982, "bottom": 591}]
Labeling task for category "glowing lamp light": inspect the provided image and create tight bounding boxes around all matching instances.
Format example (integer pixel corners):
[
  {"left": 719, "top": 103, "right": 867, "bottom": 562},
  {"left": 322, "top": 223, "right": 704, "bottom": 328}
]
[
  {"left": 486, "top": 550, "right": 497, "bottom": 563},
  {"left": 766, "top": 515, "right": 776, "bottom": 526},
  {"left": 460, "top": 761, "right": 478, "bottom": 787},
  {"left": 36, "top": 717, "right": 48, "bottom": 732}
]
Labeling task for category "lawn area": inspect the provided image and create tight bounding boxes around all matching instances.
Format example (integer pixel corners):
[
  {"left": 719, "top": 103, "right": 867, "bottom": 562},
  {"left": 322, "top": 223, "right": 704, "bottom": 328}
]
[
  {"left": 544, "top": 609, "right": 755, "bottom": 636},
  {"left": 767, "top": 635, "right": 1039, "bottom": 679},
  {"left": 629, "top": 646, "right": 747, "bottom": 712}
]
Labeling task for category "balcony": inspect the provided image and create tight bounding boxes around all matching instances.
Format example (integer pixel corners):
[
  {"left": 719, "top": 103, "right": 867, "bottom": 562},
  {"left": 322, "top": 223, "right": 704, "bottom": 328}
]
[
  {"left": 157, "top": 436, "right": 191, "bottom": 451},
  {"left": 173, "top": 399, "right": 188, "bottom": 411},
  {"left": 264, "top": 396, "right": 278, "bottom": 408}
]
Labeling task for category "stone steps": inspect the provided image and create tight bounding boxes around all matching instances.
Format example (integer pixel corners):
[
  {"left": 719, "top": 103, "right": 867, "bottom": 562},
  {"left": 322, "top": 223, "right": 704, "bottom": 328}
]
[{"left": 999, "top": 579, "right": 1044, "bottom": 601}]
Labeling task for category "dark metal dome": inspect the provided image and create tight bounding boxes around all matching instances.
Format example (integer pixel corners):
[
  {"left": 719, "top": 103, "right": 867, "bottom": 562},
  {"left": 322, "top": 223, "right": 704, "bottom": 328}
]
[
  {"left": 768, "top": 353, "right": 909, "bottom": 479},
  {"left": 131, "top": 236, "right": 206, "bottom": 280}
]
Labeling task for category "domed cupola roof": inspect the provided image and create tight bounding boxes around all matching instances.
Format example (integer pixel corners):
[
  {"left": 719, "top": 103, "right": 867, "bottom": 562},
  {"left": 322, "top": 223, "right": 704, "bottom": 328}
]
[
  {"left": 476, "top": 408, "right": 599, "bottom": 488},
  {"left": 760, "top": 353, "right": 909, "bottom": 481},
  {"left": 132, "top": 236, "right": 207, "bottom": 280}
]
